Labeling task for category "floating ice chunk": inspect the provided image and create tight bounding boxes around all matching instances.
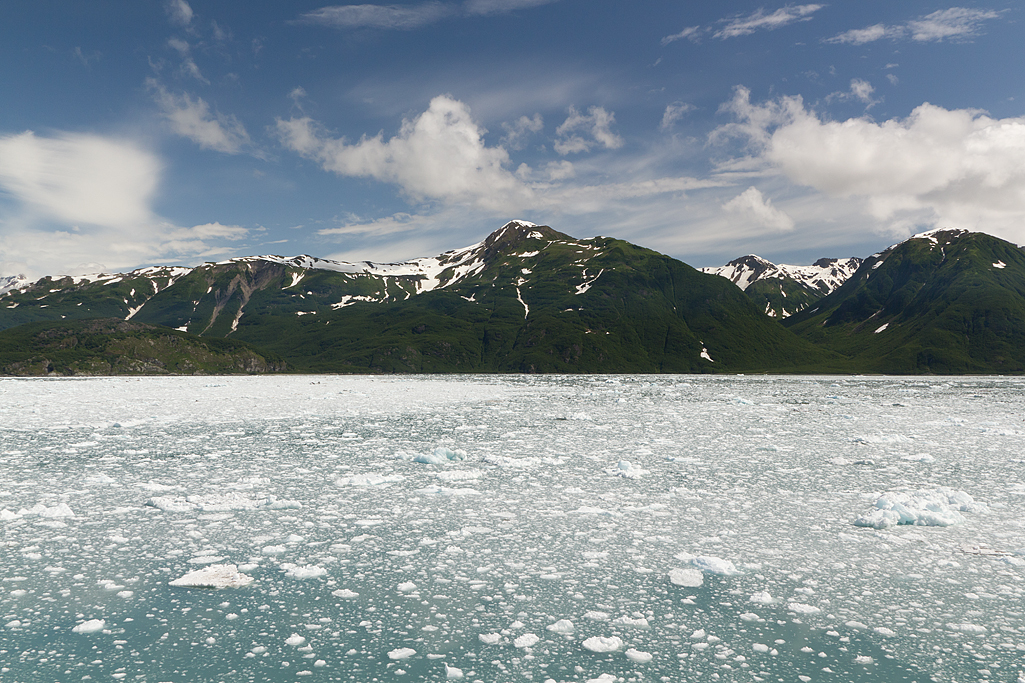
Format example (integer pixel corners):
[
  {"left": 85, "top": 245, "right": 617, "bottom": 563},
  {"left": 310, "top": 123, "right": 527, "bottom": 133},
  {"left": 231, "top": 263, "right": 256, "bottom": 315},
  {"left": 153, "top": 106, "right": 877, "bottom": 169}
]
[
  {"left": 752, "top": 643, "right": 769, "bottom": 653},
  {"left": 691, "top": 555, "right": 741, "bottom": 575},
  {"left": 787, "top": 603, "right": 820, "bottom": 614},
  {"left": 285, "top": 634, "right": 306, "bottom": 647},
  {"left": 445, "top": 664, "right": 464, "bottom": 679},
  {"left": 547, "top": 619, "right": 574, "bottom": 634},
  {"left": 397, "top": 581, "right": 418, "bottom": 592},
  {"left": 668, "top": 568, "right": 703, "bottom": 587},
  {"left": 188, "top": 555, "right": 225, "bottom": 564},
  {"left": 514, "top": 633, "right": 540, "bottom": 648},
  {"left": 901, "top": 453, "right": 935, "bottom": 463},
  {"left": 146, "top": 493, "right": 299, "bottom": 512},
  {"left": 874, "top": 627, "right": 896, "bottom": 636},
  {"left": 571, "top": 506, "right": 621, "bottom": 517},
  {"left": 436, "top": 469, "right": 482, "bottom": 482},
  {"left": 611, "top": 615, "right": 649, "bottom": 629},
  {"left": 262, "top": 545, "right": 287, "bottom": 555},
  {"left": 388, "top": 648, "right": 416, "bottom": 660},
  {"left": 583, "top": 611, "right": 610, "bottom": 621},
  {"left": 414, "top": 447, "right": 467, "bottom": 464},
  {"left": 335, "top": 474, "right": 404, "bottom": 487},
  {"left": 749, "top": 591, "right": 775, "bottom": 604},
  {"left": 283, "top": 564, "right": 327, "bottom": 579},
  {"left": 314, "top": 660, "right": 326, "bottom": 668},
  {"left": 585, "top": 676, "right": 616, "bottom": 683},
  {"left": 84, "top": 473, "right": 116, "bottom": 484},
  {"left": 332, "top": 588, "right": 359, "bottom": 598},
  {"left": 625, "top": 648, "right": 652, "bottom": 664},
  {"left": 72, "top": 619, "right": 105, "bottom": 634},
  {"left": 605, "top": 460, "right": 649, "bottom": 478},
  {"left": 582, "top": 636, "right": 623, "bottom": 653},
  {"left": 854, "top": 655, "right": 874, "bottom": 665},
  {"left": 169, "top": 564, "right": 255, "bottom": 588},
  {"left": 5, "top": 620, "right": 22, "bottom": 629},
  {"left": 946, "top": 623, "right": 986, "bottom": 633},
  {"left": 478, "top": 633, "right": 501, "bottom": 644},
  {"left": 415, "top": 486, "right": 480, "bottom": 496},
  {"left": 854, "top": 488, "right": 983, "bottom": 528},
  {"left": 17, "top": 502, "right": 75, "bottom": 518}
]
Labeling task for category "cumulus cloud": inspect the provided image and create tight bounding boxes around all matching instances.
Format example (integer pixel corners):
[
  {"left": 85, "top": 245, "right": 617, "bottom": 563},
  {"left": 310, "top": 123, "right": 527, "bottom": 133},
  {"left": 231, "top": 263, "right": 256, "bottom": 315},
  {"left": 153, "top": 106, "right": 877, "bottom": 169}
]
[
  {"left": 275, "top": 95, "right": 531, "bottom": 210},
  {"left": 713, "top": 86, "right": 1025, "bottom": 241},
  {"left": 297, "top": 0, "right": 558, "bottom": 30},
  {"left": 722, "top": 186, "right": 794, "bottom": 231},
  {"left": 554, "top": 106, "right": 623, "bottom": 155},
  {"left": 826, "top": 7, "right": 1001, "bottom": 45},
  {"left": 148, "top": 80, "right": 254, "bottom": 155}
]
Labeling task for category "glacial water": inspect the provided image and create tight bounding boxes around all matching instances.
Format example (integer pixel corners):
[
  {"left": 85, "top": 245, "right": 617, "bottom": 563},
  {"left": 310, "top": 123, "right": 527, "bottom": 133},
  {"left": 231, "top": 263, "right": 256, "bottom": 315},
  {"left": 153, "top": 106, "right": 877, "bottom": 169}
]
[{"left": 1, "top": 375, "right": 1023, "bottom": 683}]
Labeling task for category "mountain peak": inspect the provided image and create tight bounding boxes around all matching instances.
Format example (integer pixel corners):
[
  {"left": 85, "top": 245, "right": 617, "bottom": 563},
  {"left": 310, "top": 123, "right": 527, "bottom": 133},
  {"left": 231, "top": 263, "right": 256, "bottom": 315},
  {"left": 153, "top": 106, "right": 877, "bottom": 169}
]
[{"left": 483, "top": 221, "right": 569, "bottom": 252}]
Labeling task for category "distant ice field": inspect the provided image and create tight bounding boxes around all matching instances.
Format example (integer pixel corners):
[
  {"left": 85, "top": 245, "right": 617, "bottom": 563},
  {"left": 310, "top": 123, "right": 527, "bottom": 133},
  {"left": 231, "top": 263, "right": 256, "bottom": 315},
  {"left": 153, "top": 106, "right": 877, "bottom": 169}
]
[{"left": 1, "top": 375, "right": 1024, "bottom": 682}]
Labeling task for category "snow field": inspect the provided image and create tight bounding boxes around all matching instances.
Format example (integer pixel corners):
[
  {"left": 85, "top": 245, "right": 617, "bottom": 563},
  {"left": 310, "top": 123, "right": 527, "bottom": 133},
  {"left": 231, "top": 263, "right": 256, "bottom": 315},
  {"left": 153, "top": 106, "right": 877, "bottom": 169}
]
[{"left": 0, "top": 375, "right": 1023, "bottom": 682}]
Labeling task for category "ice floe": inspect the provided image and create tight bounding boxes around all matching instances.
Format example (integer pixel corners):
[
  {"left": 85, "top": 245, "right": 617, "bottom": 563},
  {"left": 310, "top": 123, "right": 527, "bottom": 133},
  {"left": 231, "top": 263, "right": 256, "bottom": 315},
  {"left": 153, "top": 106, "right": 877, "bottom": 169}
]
[
  {"left": 169, "top": 564, "right": 255, "bottom": 588},
  {"left": 854, "top": 488, "right": 984, "bottom": 529}
]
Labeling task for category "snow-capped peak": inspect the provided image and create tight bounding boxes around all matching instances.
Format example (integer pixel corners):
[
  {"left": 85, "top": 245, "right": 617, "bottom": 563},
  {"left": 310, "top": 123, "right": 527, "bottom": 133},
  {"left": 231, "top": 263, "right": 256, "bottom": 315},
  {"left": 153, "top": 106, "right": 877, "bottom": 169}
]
[{"left": 701, "top": 255, "right": 862, "bottom": 296}]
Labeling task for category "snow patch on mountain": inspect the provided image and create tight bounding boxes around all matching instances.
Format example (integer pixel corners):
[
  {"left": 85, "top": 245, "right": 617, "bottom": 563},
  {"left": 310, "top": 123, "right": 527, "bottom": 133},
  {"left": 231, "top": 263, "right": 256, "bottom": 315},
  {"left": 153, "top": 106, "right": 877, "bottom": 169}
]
[{"left": 701, "top": 255, "right": 861, "bottom": 296}]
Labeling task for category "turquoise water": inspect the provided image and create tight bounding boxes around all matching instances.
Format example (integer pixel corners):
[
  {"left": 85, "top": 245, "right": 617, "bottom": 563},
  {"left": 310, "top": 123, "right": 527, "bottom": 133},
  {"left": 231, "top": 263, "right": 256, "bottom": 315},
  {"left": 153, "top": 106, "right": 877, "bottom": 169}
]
[{"left": 1, "top": 375, "right": 1023, "bottom": 682}]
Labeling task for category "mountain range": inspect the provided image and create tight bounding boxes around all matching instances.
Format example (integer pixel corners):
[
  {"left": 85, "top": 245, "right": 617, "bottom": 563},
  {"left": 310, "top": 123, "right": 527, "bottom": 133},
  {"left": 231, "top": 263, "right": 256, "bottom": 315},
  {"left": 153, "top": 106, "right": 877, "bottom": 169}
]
[{"left": 1, "top": 221, "right": 1023, "bottom": 375}]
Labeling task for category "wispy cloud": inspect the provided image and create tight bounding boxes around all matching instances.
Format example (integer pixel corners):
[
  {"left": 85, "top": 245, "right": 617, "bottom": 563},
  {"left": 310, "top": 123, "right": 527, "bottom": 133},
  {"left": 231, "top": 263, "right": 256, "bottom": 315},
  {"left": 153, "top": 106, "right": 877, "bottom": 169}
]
[
  {"left": 660, "top": 102, "right": 696, "bottom": 131},
  {"left": 554, "top": 106, "right": 623, "bottom": 155},
  {"left": 297, "top": 0, "right": 558, "bottom": 30},
  {"left": 662, "top": 4, "right": 825, "bottom": 45},
  {"left": 501, "top": 113, "right": 544, "bottom": 150},
  {"left": 825, "top": 78, "right": 879, "bottom": 108},
  {"left": 148, "top": 80, "right": 255, "bottom": 155},
  {"left": 167, "top": 37, "right": 207, "bottom": 82},
  {"left": 165, "top": 0, "right": 194, "bottom": 27},
  {"left": 826, "top": 7, "right": 1001, "bottom": 45}
]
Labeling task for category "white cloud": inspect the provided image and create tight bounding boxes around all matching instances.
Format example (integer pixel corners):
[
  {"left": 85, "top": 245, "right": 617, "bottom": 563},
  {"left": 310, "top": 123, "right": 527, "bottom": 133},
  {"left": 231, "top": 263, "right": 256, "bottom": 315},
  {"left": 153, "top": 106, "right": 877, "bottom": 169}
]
[
  {"left": 165, "top": 0, "right": 194, "bottom": 26},
  {"left": 297, "top": 3, "right": 454, "bottom": 30},
  {"left": 148, "top": 80, "right": 254, "bottom": 155},
  {"left": 826, "top": 7, "right": 1000, "bottom": 45},
  {"left": 167, "top": 37, "right": 206, "bottom": 82},
  {"left": 501, "top": 113, "right": 543, "bottom": 150},
  {"left": 660, "top": 102, "right": 696, "bottom": 131},
  {"left": 826, "top": 78, "right": 878, "bottom": 108},
  {"left": 714, "top": 4, "right": 824, "bottom": 39},
  {"left": 275, "top": 95, "right": 532, "bottom": 210},
  {"left": 713, "top": 87, "right": 1025, "bottom": 242},
  {"left": 297, "top": 0, "right": 558, "bottom": 29},
  {"left": 554, "top": 106, "right": 623, "bottom": 155},
  {"left": 661, "top": 26, "right": 701, "bottom": 46},
  {"left": 464, "top": 0, "right": 558, "bottom": 14},
  {"left": 0, "top": 131, "right": 159, "bottom": 228},
  {"left": 0, "top": 130, "right": 252, "bottom": 278},
  {"left": 722, "top": 186, "right": 794, "bottom": 232}
]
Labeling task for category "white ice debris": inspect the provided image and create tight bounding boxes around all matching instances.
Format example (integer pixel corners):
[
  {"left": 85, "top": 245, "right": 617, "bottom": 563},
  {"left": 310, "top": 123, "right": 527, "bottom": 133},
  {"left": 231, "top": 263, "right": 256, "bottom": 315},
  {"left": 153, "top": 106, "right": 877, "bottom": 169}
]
[
  {"left": 282, "top": 564, "right": 327, "bottom": 579},
  {"left": 625, "top": 648, "right": 653, "bottom": 664},
  {"left": 612, "top": 615, "right": 650, "bottom": 628},
  {"left": 606, "top": 459, "right": 649, "bottom": 478},
  {"left": 146, "top": 493, "right": 300, "bottom": 512},
  {"left": 331, "top": 588, "right": 359, "bottom": 599},
  {"left": 335, "top": 473, "right": 404, "bottom": 487},
  {"left": 854, "top": 488, "right": 983, "bottom": 529},
  {"left": 749, "top": 591, "right": 775, "bottom": 604},
  {"left": 387, "top": 647, "right": 416, "bottom": 660},
  {"left": 478, "top": 633, "right": 502, "bottom": 644},
  {"left": 513, "top": 633, "right": 540, "bottom": 648},
  {"left": 72, "top": 619, "right": 105, "bottom": 634},
  {"left": 689, "top": 555, "right": 742, "bottom": 575},
  {"left": 787, "top": 602, "right": 821, "bottom": 614},
  {"left": 547, "top": 619, "right": 575, "bottom": 634},
  {"left": 668, "top": 568, "right": 704, "bottom": 587},
  {"left": 412, "top": 447, "right": 467, "bottom": 464},
  {"left": 582, "top": 636, "right": 623, "bottom": 653},
  {"left": 4, "top": 502, "right": 75, "bottom": 519},
  {"left": 445, "top": 664, "right": 465, "bottom": 679},
  {"left": 169, "top": 564, "right": 255, "bottom": 588},
  {"left": 285, "top": 634, "right": 306, "bottom": 646}
]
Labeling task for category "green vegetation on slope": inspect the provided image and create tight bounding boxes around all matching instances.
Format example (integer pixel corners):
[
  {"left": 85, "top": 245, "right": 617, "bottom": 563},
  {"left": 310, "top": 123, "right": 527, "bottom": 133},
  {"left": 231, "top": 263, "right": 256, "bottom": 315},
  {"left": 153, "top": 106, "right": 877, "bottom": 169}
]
[{"left": 0, "top": 319, "right": 285, "bottom": 376}]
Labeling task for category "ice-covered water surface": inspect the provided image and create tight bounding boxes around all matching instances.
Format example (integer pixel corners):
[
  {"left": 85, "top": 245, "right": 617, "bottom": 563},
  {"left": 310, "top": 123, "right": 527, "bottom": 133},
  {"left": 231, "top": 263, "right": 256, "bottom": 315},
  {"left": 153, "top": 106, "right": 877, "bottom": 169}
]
[{"left": 1, "top": 375, "right": 1024, "bottom": 683}]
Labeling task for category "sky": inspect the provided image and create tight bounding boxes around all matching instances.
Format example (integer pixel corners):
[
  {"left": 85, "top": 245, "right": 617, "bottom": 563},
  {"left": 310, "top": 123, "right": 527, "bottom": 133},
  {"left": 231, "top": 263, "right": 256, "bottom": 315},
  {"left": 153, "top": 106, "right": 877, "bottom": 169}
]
[{"left": 1, "top": 1, "right": 1024, "bottom": 278}]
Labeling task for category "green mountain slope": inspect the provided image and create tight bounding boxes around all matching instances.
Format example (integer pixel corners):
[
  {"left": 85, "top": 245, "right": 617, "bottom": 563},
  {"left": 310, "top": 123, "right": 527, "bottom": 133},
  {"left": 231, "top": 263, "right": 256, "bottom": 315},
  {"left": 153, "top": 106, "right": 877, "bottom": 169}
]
[
  {"left": 0, "top": 222, "right": 836, "bottom": 374},
  {"left": 0, "top": 319, "right": 285, "bottom": 376},
  {"left": 784, "top": 229, "right": 1025, "bottom": 373}
]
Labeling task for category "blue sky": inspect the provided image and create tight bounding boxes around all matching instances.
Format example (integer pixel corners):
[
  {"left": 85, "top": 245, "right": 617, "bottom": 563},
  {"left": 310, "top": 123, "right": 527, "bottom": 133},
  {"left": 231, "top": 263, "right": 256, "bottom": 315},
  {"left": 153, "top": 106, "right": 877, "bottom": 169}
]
[{"left": 1, "top": 1, "right": 1023, "bottom": 277}]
